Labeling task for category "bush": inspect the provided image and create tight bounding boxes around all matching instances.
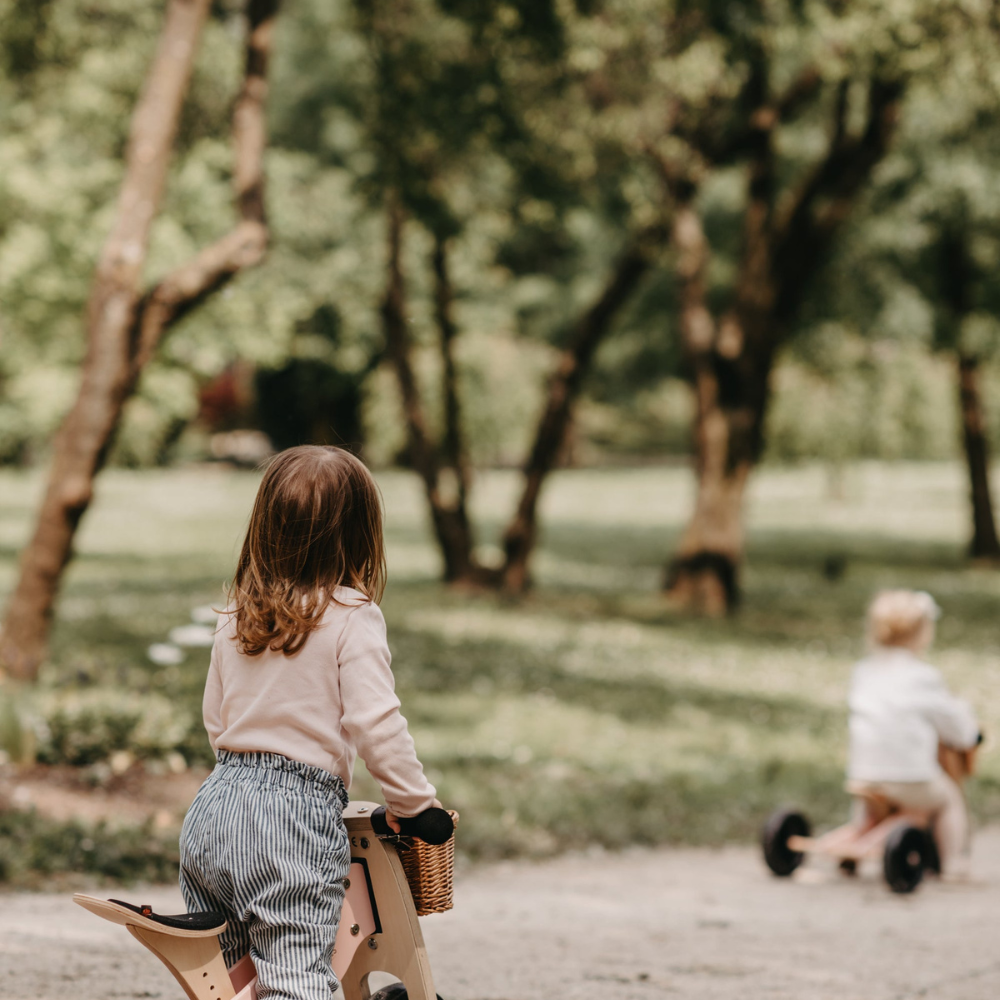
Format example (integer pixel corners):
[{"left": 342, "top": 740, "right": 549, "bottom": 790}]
[
  {"left": 0, "top": 809, "right": 179, "bottom": 887},
  {"left": 0, "top": 686, "right": 34, "bottom": 764},
  {"left": 31, "top": 689, "right": 193, "bottom": 767}
]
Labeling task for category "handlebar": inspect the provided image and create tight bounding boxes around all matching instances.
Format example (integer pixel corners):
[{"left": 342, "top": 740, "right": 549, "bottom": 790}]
[{"left": 370, "top": 806, "right": 454, "bottom": 845}]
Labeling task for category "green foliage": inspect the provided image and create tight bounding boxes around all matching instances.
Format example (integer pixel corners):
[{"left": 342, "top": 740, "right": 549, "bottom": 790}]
[
  {"left": 766, "top": 330, "right": 960, "bottom": 463},
  {"left": 31, "top": 688, "right": 192, "bottom": 767},
  {"left": 0, "top": 682, "right": 194, "bottom": 768},
  {"left": 0, "top": 809, "right": 179, "bottom": 887},
  {"left": 4, "top": 0, "right": 997, "bottom": 473},
  {"left": 800, "top": 20, "right": 1000, "bottom": 356},
  {"left": 0, "top": 687, "right": 27, "bottom": 763},
  {"left": 0, "top": 0, "right": 242, "bottom": 463}
]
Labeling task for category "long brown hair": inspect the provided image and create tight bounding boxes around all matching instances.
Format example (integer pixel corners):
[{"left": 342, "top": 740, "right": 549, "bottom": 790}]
[{"left": 227, "top": 446, "right": 387, "bottom": 656}]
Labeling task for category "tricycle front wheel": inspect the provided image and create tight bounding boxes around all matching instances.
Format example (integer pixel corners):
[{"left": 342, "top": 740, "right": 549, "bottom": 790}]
[{"left": 762, "top": 807, "right": 810, "bottom": 876}]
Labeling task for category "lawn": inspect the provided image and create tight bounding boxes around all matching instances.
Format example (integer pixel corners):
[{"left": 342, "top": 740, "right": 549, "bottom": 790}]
[{"left": 2, "top": 460, "right": 1000, "bottom": 874}]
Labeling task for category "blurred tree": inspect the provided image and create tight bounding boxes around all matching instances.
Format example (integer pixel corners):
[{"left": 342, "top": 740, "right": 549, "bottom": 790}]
[
  {"left": 5, "top": 0, "right": 1000, "bottom": 626},
  {"left": 0, "top": 0, "right": 280, "bottom": 681},
  {"left": 810, "top": 39, "right": 1000, "bottom": 561},
  {"left": 943, "top": 229, "right": 1000, "bottom": 560},
  {"left": 352, "top": 0, "right": 513, "bottom": 582},
  {"left": 646, "top": 0, "right": 990, "bottom": 614},
  {"left": 339, "top": 0, "right": 669, "bottom": 586}
]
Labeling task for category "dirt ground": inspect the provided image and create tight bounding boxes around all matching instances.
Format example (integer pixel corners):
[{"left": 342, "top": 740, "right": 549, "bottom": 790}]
[
  {"left": 0, "top": 765, "right": 208, "bottom": 829},
  {"left": 4, "top": 829, "right": 1000, "bottom": 1000}
]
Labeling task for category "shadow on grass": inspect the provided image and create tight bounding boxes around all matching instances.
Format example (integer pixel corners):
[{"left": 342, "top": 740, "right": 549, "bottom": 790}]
[
  {"left": 391, "top": 628, "right": 842, "bottom": 736},
  {"left": 440, "top": 755, "right": 851, "bottom": 859},
  {"left": 531, "top": 521, "right": 965, "bottom": 574}
]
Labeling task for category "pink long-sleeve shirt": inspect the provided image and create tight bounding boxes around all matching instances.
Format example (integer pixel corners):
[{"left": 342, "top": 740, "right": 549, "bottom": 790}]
[{"left": 203, "top": 587, "right": 436, "bottom": 816}]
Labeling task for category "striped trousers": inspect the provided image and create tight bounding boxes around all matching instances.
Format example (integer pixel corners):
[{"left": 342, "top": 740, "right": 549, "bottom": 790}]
[{"left": 180, "top": 750, "right": 351, "bottom": 1000}]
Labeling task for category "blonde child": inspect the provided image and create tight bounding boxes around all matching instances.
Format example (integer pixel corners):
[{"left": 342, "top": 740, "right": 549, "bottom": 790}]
[
  {"left": 847, "top": 589, "right": 979, "bottom": 875},
  {"left": 180, "top": 446, "right": 440, "bottom": 1000}
]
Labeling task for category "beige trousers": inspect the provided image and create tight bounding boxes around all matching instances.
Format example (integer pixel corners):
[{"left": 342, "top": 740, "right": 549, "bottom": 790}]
[{"left": 849, "top": 771, "right": 969, "bottom": 874}]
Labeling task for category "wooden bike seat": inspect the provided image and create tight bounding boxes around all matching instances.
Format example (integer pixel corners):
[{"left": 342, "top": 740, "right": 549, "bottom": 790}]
[
  {"left": 73, "top": 894, "right": 227, "bottom": 938},
  {"left": 74, "top": 894, "right": 237, "bottom": 1000}
]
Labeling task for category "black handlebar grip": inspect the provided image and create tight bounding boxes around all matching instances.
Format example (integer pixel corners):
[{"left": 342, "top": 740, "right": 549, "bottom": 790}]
[{"left": 370, "top": 806, "right": 454, "bottom": 845}]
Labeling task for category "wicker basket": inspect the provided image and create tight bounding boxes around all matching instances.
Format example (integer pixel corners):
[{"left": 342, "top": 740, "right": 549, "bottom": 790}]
[{"left": 396, "top": 810, "right": 459, "bottom": 916}]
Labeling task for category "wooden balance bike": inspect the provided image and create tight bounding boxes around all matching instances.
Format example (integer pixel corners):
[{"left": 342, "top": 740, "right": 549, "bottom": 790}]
[
  {"left": 762, "top": 744, "right": 977, "bottom": 893},
  {"left": 74, "top": 802, "right": 456, "bottom": 1000}
]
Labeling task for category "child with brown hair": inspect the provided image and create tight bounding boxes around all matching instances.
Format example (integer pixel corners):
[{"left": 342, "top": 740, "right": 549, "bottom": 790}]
[
  {"left": 180, "top": 446, "right": 440, "bottom": 1000},
  {"left": 847, "top": 589, "right": 979, "bottom": 875}
]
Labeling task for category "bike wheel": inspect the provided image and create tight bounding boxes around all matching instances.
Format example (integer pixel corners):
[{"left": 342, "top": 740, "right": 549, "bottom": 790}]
[
  {"left": 761, "top": 807, "right": 810, "bottom": 876},
  {"left": 368, "top": 983, "right": 444, "bottom": 1000},
  {"left": 883, "top": 824, "right": 926, "bottom": 893}
]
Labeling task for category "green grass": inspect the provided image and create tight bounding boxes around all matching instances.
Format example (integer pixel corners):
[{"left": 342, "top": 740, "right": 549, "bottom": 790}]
[{"left": 3, "top": 461, "right": 1000, "bottom": 874}]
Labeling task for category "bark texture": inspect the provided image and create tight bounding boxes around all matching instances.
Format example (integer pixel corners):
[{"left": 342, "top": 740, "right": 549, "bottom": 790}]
[
  {"left": 662, "top": 204, "right": 761, "bottom": 615},
  {"left": 941, "top": 230, "right": 1000, "bottom": 561},
  {"left": 432, "top": 233, "right": 471, "bottom": 515},
  {"left": 381, "top": 205, "right": 479, "bottom": 583},
  {"left": 0, "top": 0, "right": 279, "bottom": 681},
  {"left": 958, "top": 354, "right": 1000, "bottom": 561},
  {"left": 500, "top": 239, "right": 657, "bottom": 593},
  {"left": 665, "top": 74, "right": 903, "bottom": 613}
]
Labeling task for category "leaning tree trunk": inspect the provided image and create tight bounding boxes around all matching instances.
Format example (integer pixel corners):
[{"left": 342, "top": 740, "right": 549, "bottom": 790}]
[
  {"left": 0, "top": 0, "right": 278, "bottom": 682},
  {"left": 500, "top": 240, "right": 656, "bottom": 593},
  {"left": 381, "top": 202, "right": 478, "bottom": 583},
  {"left": 957, "top": 353, "right": 1000, "bottom": 560}
]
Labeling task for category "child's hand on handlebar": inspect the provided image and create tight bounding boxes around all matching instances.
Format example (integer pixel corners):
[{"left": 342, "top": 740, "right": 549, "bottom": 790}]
[{"left": 385, "top": 798, "right": 444, "bottom": 833}]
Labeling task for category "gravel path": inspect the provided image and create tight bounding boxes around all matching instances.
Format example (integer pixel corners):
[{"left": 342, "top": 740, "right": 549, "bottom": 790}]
[{"left": 4, "top": 830, "right": 1000, "bottom": 1000}]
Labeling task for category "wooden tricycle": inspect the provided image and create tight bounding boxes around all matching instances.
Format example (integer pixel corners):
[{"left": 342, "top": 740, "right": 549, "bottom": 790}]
[
  {"left": 74, "top": 802, "right": 456, "bottom": 1000},
  {"left": 761, "top": 745, "right": 976, "bottom": 894}
]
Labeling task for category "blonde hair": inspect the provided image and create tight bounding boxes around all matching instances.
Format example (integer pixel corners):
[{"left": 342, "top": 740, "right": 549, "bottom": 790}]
[
  {"left": 867, "top": 589, "right": 940, "bottom": 650},
  {"left": 227, "top": 446, "right": 386, "bottom": 656}
]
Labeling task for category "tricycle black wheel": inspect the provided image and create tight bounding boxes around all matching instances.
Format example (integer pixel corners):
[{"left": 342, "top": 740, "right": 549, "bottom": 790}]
[
  {"left": 922, "top": 829, "right": 942, "bottom": 875},
  {"left": 883, "top": 824, "right": 926, "bottom": 893},
  {"left": 368, "top": 984, "right": 443, "bottom": 1000},
  {"left": 762, "top": 808, "right": 810, "bottom": 876}
]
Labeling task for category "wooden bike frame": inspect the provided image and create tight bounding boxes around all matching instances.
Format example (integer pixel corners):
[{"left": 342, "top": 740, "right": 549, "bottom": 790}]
[{"left": 74, "top": 801, "right": 438, "bottom": 1000}]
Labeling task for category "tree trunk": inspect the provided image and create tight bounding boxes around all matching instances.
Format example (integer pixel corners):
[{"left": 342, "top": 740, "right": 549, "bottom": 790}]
[
  {"left": 957, "top": 353, "right": 1000, "bottom": 561},
  {"left": 381, "top": 204, "right": 479, "bottom": 583},
  {"left": 664, "top": 327, "right": 774, "bottom": 614},
  {"left": 664, "top": 372, "right": 758, "bottom": 616},
  {"left": 662, "top": 195, "right": 776, "bottom": 614},
  {"left": 500, "top": 241, "right": 654, "bottom": 593},
  {"left": 663, "top": 75, "right": 903, "bottom": 614},
  {"left": 431, "top": 233, "right": 471, "bottom": 516},
  {"left": 0, "top": 0, "right": 279, "bottom": 682}
]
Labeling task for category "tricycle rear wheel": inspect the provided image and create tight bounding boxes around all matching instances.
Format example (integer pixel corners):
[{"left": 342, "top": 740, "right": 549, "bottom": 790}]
[{"left": 883, "top": 824, "right": 926, "bottom": 893}]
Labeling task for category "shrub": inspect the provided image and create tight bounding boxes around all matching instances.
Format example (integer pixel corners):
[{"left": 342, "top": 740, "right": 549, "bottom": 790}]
[
  {"left": 0, "top": 809, "right": 179, "bottom": 887},
  {"left": 32, "top": 688, "right": 193, "bottom": 767}
]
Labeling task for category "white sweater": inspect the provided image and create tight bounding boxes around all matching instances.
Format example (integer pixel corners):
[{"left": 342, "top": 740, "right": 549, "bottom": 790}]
[
  {"left": 848, "top": 647, "right": 979, "bottom": 783},
  {"left": 203, "top": 587, "right": 436, "bottom": 816}
]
